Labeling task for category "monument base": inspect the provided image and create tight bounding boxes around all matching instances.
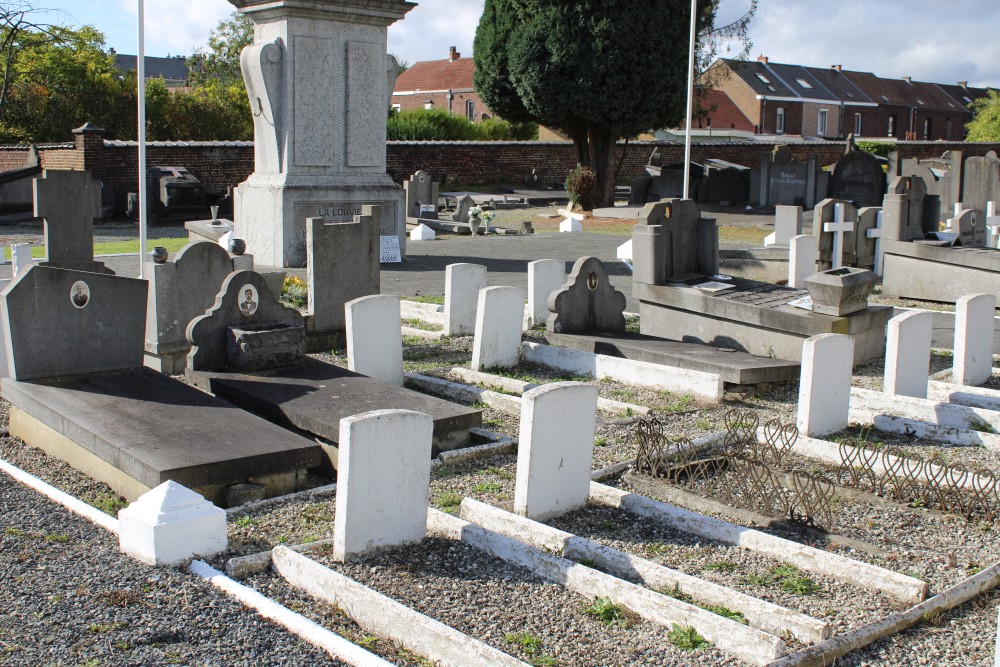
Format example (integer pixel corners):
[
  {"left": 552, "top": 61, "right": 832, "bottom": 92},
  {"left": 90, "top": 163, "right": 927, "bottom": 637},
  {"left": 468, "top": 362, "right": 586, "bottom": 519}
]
[
  {"left": 235, "top": 174, "right": 405, "bottom": 268},
  {"left": 881, "top": 240, "right": 1000, "bottom": 303},
  {"left": 635, "top": 278, "right": 893, "bottom": 364},
  {"left": 2, "top": 369, "right": 323, "bottom": 507}
]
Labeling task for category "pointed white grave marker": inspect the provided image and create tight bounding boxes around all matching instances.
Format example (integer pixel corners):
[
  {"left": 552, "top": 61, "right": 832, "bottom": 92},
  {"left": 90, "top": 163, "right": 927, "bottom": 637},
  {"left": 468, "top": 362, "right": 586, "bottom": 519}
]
[
  {"left": 558, "top": 209, "right": 584, "bottom": 233},
  {"left": 986, "top": 201, "right": 1000, "bottom": 249},
  {"left": 823, "top": 203, "right": 854, "bottom": 270},
  {"left": 118, "top": 481, "right": 227, "bottom": 566}
]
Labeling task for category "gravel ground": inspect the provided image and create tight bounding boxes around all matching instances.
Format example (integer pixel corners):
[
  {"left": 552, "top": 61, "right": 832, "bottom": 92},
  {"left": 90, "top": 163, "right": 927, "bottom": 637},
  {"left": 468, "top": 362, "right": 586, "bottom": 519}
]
[
  {"left": 0, "top": 471, "right": 343, "bottom": 667},
  {"left": 311, "top": 534, "right": 743, "bottom": 667}
]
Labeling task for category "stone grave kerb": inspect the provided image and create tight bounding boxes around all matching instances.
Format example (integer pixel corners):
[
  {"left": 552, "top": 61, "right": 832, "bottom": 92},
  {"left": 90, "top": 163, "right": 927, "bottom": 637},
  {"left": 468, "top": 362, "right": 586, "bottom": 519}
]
[
  {"left": 187, "top": 270, "right": 304, "bottom": 372},
  {"left": 34, "top": 169, "right": 110, "bottom": 274},
  {"left": 547, "top": 257, "right": 627, "bottom": 334}
]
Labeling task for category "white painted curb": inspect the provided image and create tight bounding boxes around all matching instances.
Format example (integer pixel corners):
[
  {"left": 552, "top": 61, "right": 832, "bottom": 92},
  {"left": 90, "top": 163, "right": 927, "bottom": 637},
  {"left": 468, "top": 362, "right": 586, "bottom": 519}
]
[
  {"left": 520, "top": 341, "right": 724, "bottom": 403},
  {"left": 928, "top": 379, "right": 1000, "bottom": 412},
  {"left": 0, "top": 456, "right": 119, "bottom": 534},
  {"left": 589, "top": 482, "right": 928, "bottom": 604},
  {"left": 851, "top": 386, "right": 1000, "bottom": 434},
  {"left": 271, "top": 545, "right": 530, "bottom": 667},
  {"left": 429, "top": 509, "right": 785, "bottom": 666},
  {"left": 189, "top": 559, "right": 394, "bottom": 667},
  {"left": 400, "top": 325, "right": 447, "bottom": 341},
  {"left": 459, "top": 498, "right": 830, "bottom": 645},
  {"left": 849, "top": 409, "right": 1000, "bottom": 451},
  {"left": 405, "top": 372, "right": 521, "bottom": 414}
]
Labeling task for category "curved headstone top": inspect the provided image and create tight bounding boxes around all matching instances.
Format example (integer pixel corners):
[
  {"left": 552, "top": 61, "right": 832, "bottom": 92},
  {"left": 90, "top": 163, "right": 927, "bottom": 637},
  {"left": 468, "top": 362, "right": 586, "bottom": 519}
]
[{"left": 546, "top": 257, "right": 627, "bottom": 334}]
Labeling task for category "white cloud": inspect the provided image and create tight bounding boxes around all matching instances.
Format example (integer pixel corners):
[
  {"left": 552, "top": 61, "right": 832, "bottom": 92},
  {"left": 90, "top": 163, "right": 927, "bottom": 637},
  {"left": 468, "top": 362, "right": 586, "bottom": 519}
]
[
  {"left": 119, "top": 0, "right": 233, "bottom": 57},
  {"left": 388, "top": 0, "right": 482, "bottom": 64}
]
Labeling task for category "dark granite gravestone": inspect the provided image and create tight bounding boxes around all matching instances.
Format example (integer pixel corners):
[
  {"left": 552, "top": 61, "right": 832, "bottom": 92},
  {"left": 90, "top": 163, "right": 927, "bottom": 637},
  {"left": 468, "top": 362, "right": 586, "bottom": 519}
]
[
  {"left": 962, "top": 153, "right": 1000, "bottom": 218},
  {"left": 187, "top": 270, "right": 304, "bottom": 372},
  {"left": 145, "top": 241, "right": 241, "bottom": 373},
  {"left": 34, "top": 169, "right": 112, "bottom": 274},
  {"left": 2, "top": 266, "right": 146, "bottom": 380},
  {"left": 752, "top": 152, "right": 827, "bottom": 208},
  {"left": 830, "top": 151, "right": 886, "bottom": 208},
  {"left": 305, "top": 208, "right": 379, "bottom": 349},
  {"left": 700, "top": 167, "right": 749, "bottom": 205},
  {"left": 546, "top": 257, "right": 627, "bottom": 334}
]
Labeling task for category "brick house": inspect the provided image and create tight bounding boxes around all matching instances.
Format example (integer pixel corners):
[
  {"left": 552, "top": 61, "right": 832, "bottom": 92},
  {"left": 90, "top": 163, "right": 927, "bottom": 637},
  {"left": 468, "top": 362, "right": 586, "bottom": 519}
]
[
  {"left": 391, "top": 47, "right": 489, "bottom": 121},
  {"left": 706, "top": 56, "right": 993, "bottom": 140},
  {"left": 111, "top": 50, "right": 190, "bottom": 89}
]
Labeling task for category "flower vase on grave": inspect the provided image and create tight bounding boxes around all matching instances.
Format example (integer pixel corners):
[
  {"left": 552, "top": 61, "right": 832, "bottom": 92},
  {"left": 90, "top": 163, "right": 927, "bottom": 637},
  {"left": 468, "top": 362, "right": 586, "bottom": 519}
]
[{"left": 469, "top": 214, "right": 482, "bottom": 235}]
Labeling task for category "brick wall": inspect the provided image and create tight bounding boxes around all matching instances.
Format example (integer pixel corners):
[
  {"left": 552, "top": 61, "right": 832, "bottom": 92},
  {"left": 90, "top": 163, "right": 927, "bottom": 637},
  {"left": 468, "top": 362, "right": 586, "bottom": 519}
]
[{"left": 4, "top": 132, "right": 999, "bottom": 209}]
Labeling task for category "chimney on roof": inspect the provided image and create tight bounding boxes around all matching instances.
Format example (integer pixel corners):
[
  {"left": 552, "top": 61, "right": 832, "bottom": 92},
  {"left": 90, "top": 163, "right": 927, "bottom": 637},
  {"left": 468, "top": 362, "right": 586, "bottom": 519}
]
[
  {"left": 449, "top": 46, "right": 460, "bottom": 61},
  {"left": 902, "top": 76, "right": 912, "bottom": 83},
  {"left": 958, "top": 80, "right": 968, "bottom": 88},
  {"left": 832, "top": 64, "right": 842, "bottom": 72},
  {"left": 757, "top": 55, "right": 768, "bottom": 64}
]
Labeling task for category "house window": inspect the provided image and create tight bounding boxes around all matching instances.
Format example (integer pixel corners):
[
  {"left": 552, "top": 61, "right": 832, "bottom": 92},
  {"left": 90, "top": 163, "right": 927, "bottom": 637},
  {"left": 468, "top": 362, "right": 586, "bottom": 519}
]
[
  {"left": 795, "top": 78, "right": 813, "bottom": 89},
  {"left": 923, "top": 118, "right": 932, "bottom": 139},
  {"left": 391, "top": 103, "right": 401, "bottom": 112},
  {"left": 855, "top": 113, "right": 863, "bottom": 136},
  {"left": 888, "top": 115, "right": 897, "bottom": 137},
  {"left": 776, "top": 107, "right": 786, "bottom": 134},
  {"left": 466, "top": 100, "right": 475, "bottom": 120},
  {"left": 946, "top": 118, "right": 953, "bottom": 140},
  {"left": 817, "top": 109, "right": 828, "bottom": 136},
  {"left": 424, "top": 101, "right": 433, "bottom": 110},
  {"left": 755, "top": 73, "right": 771, "bottom": 84}
]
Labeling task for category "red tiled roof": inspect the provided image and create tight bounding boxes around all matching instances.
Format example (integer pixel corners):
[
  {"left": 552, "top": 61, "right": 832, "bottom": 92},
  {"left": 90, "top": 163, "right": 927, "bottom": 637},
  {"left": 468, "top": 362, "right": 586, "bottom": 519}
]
[
  {"left": 394, "top": 57, "right": 476, "bottom": 92},
  {"left": 687, "top": 89, "right": 755, "bottom": 132}
]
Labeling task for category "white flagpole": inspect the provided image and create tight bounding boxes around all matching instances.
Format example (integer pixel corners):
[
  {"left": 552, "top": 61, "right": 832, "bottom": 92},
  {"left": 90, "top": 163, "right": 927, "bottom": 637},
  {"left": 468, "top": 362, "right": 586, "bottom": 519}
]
[
  {"left": 682, "top": 0, "right": 697, "bottom": 200},
  {"left": 137, "top": 0, "right": 148, "bottom": 279}
]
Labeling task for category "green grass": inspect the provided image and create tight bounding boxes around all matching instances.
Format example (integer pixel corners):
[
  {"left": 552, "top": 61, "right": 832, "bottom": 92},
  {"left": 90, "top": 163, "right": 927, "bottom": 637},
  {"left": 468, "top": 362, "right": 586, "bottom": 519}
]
[
  {"left": 473, "top": 482, "right": 501, "bottom": 494},
  {"left": 6, "top": 237, "right": 192, "bottom": 260},
  {"left": 668, "top": 624, "right": 712, "bottom": 651},
  {"left": 235, "top": 516, "right": 256, "bottom": 527},
  {"left": 87, "top": 491, "right": 127, "bottom": 516},
  {"left": 704, "top": 560, "right": 739, "bottom": 574},
  {"left": 401, "top": 317, "right": 443, "bottom": 332},
  {"left": 44, "top": 533, "right": 70, "bottom": 543},
  {"left": 743, "top": 564, "right": 822, "bottom": 595},
  {"left": 435, "top": 490, "right": 462, "bottom": 509},
  {"left": 582, "top": 596, "right": 629, "bottom": 627},
  {"left": 659, "top": 584, "right": 747, "bottom": 624},
  {"left": 404, "top": 295, "right": 445, "bottom": 305}
]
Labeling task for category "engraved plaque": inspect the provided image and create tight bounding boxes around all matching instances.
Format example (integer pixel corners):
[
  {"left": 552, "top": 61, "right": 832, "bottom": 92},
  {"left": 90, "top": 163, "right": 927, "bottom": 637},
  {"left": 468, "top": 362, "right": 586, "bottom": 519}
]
[
  {"left": 294, "top": 36, "right": 335, "bottom": 167},
  {"left": 346, "top": 41, "right": 383, "bottom": 167}
]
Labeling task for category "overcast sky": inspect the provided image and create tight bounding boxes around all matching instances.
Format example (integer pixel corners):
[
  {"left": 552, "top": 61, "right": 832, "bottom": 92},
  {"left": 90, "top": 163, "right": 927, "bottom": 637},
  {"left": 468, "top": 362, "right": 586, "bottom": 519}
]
[{"left": 34, "top": 0, "right": 1000, "bottom": 88}]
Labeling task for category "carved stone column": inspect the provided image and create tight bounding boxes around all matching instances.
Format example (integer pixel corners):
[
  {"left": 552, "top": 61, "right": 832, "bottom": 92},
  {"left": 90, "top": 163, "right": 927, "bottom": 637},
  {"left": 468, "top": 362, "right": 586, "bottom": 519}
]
[{"left": 229, "top": 0, "right": 414, "bottom": 268}]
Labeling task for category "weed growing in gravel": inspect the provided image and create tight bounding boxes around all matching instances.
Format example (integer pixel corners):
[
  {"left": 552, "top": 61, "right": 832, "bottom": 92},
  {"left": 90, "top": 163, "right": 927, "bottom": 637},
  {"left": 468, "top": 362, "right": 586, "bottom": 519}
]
[
  {"left": 275, "top": 535, "right": 290, "bottom": 544},
  {"left": 480, "top": 465, "right": 515, "bottom": 480},
  {"left": 402, "top": 335, "right": 428, "bottom": 346},
  {"left": 659, "top": 584, "right": 747, "bottom": 624},
  {"left": 473, "top": 482, "right": 501, "bottom": 494},
  {"left": 469, "top": 402, "right": 489, "bottom": 409},
  {"left": 668, "top": 624, "right": 711, "bottom": 651},
  {"left": 431, "top": 466, "right": 458, "bottom": 480},
  {"left": 625, "top": 316, "right": 640, "bottom": 334},
  {"left": 662, "top": 392, "right": 695, "bottom": 413},
  {"left": 88, "top": 491, "right": 127, "bottom": 516},
  {"left": 695, "top": 417, "right": 712, "bottom": 431},
  {"left": 597, "top": 520, "right": 618, "bottom": 531},
  {"left": 575, "top": 557, "right": 599, "bottom": 569},
  {"left": 356, "top": 636, "right": 379, "bottom": 649},
  {"left": 88, "top": 621, "right": 127, "bottom": 634},
  {"left": 482, "top": 418, "right": 505, "bottom": 428},
  {"left": 594, "top": 436, "right": 608, "bottom": 447},
  {"left": 3, "top": 526, "right": 24, "bottom": 537},
  {"left": 645, "top": 542, "right": 668, "bottom": 556},
  {"left": 235, "top": 516, "right": 256, "bottom": 527},
  {"left": 44, "top": 533, "right": 70, "bottom": 543},
  {"left": 505, "top": 632, "right": 541, "bottom": 652},
  {"left": 401, "top": 317, "right": 443, "bottom": 332},
  {"left": 300, "top": 503, "right": 332, "bottom": 525},
  {"left": 435, "top": 491, "right": 462, "bottom": 510},
  {"left": 582, "top": 596, "right": 629, "bottom": 627},
  {"left": 968, "top": 418, "right": 996, "bottom": 434},
  {"left": 754, "top": 564, "right": 822, "bottom": 596},
  {"left": 704, "top": 560, "right": 739, "bottom": 574},
  {"left": 921, "top": 609, "right": 945, "bottom": 626}
]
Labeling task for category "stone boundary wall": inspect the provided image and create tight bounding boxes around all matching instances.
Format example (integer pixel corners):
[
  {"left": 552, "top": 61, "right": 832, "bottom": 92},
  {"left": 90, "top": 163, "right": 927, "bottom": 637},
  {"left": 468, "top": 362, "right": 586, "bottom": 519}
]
[{"left": 2, "top": 131, "right": 999, "bottom": 210}]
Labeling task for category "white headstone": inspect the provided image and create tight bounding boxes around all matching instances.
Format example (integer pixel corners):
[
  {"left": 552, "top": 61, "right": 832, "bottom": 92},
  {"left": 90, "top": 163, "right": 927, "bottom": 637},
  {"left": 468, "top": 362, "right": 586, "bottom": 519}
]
[
  {"left": 558, "top": 208, "right": 584, "bottom": 233},
  {"left": 333, "top": 409, "right": 433, "bottom": 561},
  {"left": 797, "top": 333, "right": 854, "bottom": 437},
  {"left": 409, "top": 223, "right": 436, "bottom": 241},
  {"left": 11, "top": 244, "right": 32, "bottom": 277},
  {"left": 954, "top": 293, "right": 996, "bottom": 386},
  {"left": 616, "top": 239, "right": 633, "bottom": 272},
  {"left": 765, "top": 205, "right": 803, "bottom": 247},
  {"left": 471, "top": 286, "right": 526, "bottom": 371},
  {"left": 884, "top": 310, "right": 933, "bottom": 399},
  {"left": 118, "top": 481, "right": 227, "bottom": 566},
  {"left": 514, "top": 382, "right": 599, "bottom": 521},
  {"left": 527, "top": 259, "right": 564, "bottom": 328},
  {"left": 345, "top": 294, "right": 403, "bottom": 386},
  {"left": 866, "top": 210, "right": 885, "bottom": 276},
  {"left": 986, "top": 201, "right": 1000, "bottom": 249},
  {"left": 444, "top": 263, "right": 487, "bottom": 336},
  {"left": 788, "top": 234, "right": 818, "bottom": 289},
  {"left": 823, "top": 203, "right": 854, "bottom": 270}
]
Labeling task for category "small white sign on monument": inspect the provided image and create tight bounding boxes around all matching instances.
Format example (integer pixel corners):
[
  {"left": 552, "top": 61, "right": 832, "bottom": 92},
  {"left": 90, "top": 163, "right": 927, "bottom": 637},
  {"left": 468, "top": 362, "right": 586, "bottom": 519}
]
[{"left": 379, "top": 235, "right": 402, "bottom": 263}]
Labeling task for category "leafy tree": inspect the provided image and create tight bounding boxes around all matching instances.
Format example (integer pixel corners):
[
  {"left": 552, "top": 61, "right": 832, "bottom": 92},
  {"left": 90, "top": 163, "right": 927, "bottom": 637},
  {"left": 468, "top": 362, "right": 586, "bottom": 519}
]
[
  {"left": 187, "top": 11, "right": 253, "bottom": 87},
  {"left": 0, "top": 0, "right": 68, "bottom": 122},
  {"left": 966, "top": 90, "right": 1000, "bottom": 142},
  {"left": 474, "top": 0, "right": 755, "bottom": 206}
]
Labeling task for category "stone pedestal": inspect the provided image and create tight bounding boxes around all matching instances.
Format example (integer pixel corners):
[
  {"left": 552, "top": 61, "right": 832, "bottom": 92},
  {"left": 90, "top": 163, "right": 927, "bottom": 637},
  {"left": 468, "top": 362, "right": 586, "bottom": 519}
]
[{"left": 230, "top": 0, "right": 414, "bottom": 268}]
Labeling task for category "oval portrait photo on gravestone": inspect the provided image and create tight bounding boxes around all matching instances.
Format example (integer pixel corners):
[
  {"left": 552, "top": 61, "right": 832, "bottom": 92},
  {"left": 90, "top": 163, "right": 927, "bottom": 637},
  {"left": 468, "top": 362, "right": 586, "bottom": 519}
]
[
  {"left": 70, "top": 280, "right": 90, "bottom": 309},
  {"left": 238, "top": 284, "right": 259, "bottom": 317}
]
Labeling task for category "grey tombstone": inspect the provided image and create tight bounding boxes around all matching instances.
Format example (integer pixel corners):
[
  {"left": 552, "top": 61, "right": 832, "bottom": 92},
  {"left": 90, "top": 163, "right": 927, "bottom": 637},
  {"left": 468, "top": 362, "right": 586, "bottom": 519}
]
[
  {"left": 404, "top": 170, "right": 439, "bottom": 219},
  {"left": 854, "top": 207, "right": 881, "bottom": 271},
  {"left": 546, "top": 257, "right": 627, "bottom": 334},
  {"left": 768, "top": 162, "right": 810, "bottom": 206},
  {"left": 814, "top": 199, "right": 859, "bottom": 271},
  {"left": 899, "top": 152, "right": 962, "bottom": 222},
  {"left": 34, "top": 169, "right": 112, "bottom": 275},
  {"left": 187, "top": 270, "right": 305, "bottom": 373},
  {"left": 882, "top": 176, "right": 930, "bottom": 242},
  {"left": 962, "top": 154, "right": 1000, "bottom": 218},
  {"left": 632, "top": 199, "right": 718, "bottom": 283},
  {"left": 830, "top": 151, "right": 887, "bottom": 208},
  {"left": 145, "top": 241, "right": 240, "bottom": 374},
  {"left": 451, "top": 194, "right": 475, "bottom": 223},
  {"left": 954, "top": 209, "right": 987, "bottom": 247},
  {"left": 2, "top": 266, "right": 147, "bottom": 380},
  {"left": 306, "top": 207, "right": 379, "bottom": 344}
]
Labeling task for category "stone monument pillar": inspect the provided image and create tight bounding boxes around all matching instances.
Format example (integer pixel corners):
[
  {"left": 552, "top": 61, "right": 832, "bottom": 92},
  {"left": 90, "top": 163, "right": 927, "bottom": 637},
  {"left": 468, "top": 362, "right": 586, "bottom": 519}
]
[{"left": 229, "top": 0, "right": 414, "bottom": 268}]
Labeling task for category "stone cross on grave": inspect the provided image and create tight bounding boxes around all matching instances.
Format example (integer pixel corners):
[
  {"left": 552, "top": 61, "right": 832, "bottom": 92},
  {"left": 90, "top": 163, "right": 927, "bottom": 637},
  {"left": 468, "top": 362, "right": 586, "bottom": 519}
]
[
  {"left": 987, "top": 201, "right": 1000, "bottom": 249},
  {"left": 823, "top": 203, "right": 855, "bottom": 270},
  {"left": 867, "top": 211, "right": 885, "bottom": 276},
  {"left": 34, "top": 169, "right": 110, "bottom": 274}
]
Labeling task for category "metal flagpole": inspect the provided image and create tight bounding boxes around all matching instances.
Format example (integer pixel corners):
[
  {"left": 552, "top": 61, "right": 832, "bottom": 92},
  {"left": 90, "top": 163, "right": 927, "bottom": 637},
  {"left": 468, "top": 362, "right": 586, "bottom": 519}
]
[
  {"left": 682, "top": 0, "right": 697, "bottom": 200},
  {"left": 137, "top": 0, "right": 148, "bottom": 279}
]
